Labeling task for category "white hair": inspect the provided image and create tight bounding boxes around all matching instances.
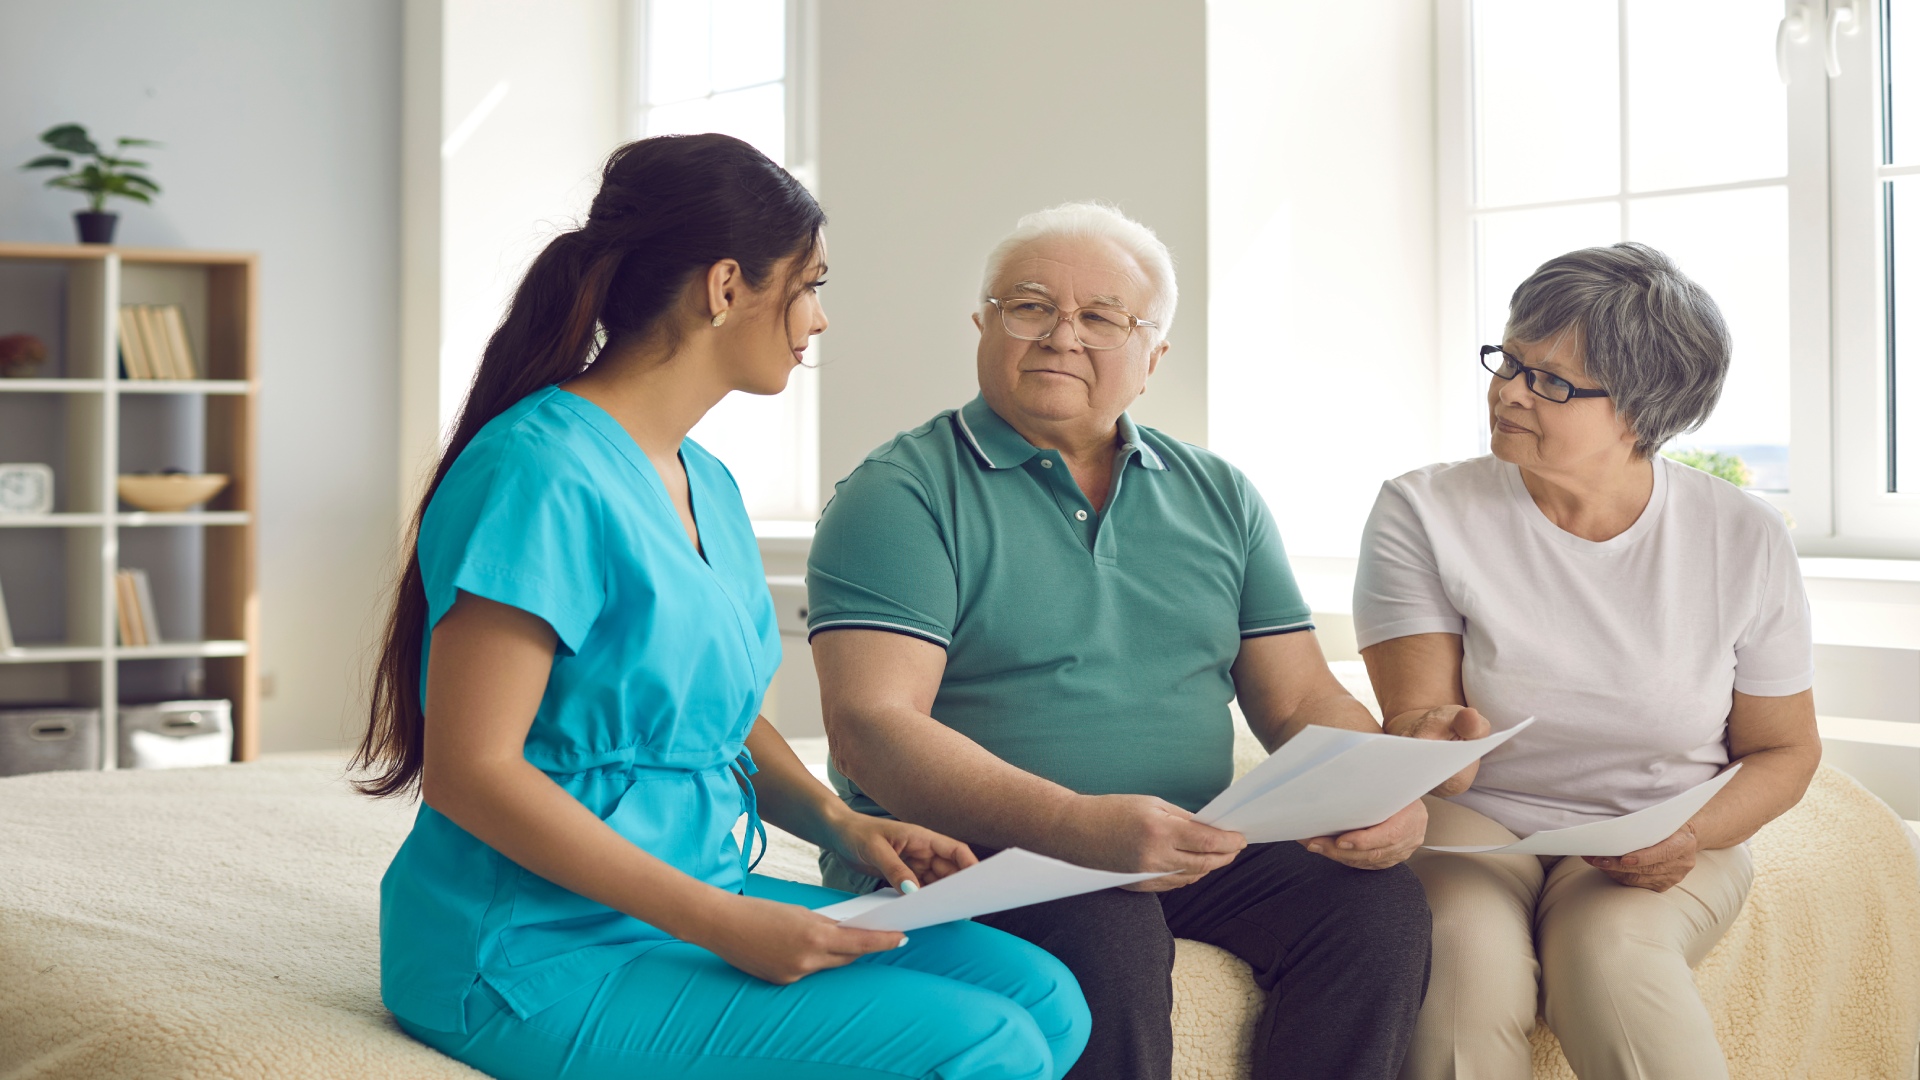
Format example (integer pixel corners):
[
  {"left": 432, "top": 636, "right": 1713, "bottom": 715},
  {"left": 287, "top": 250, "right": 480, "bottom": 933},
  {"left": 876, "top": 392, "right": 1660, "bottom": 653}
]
[{"left": 979, "top": 201, "right": 1178, "bottom": 338}]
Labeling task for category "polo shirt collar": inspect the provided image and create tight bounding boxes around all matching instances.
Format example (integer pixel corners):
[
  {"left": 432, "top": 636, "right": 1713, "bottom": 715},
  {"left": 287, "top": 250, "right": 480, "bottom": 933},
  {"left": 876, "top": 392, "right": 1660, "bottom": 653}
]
[
  {"left": 956, "top": 395, "right": 1040, "bottom": 470},
  {"left": 1116, "top": 412, "right": 1168, "bottom": 471},
  {"left": 957, "top": 394, "right": 1167, "bottom": 471}
]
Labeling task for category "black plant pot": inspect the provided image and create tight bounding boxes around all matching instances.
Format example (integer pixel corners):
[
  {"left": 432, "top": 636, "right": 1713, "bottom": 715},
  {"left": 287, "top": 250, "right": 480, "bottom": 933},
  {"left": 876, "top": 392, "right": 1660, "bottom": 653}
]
[{"left": 74, "top": 211, "right": 118, "bottom": 244}]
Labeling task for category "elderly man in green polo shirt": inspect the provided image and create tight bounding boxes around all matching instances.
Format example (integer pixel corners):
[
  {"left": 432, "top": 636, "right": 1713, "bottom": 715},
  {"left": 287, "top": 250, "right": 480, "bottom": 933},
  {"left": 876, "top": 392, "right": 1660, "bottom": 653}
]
[{"left": 806, "top": 202, "right": 1432, "bottom": 1080}]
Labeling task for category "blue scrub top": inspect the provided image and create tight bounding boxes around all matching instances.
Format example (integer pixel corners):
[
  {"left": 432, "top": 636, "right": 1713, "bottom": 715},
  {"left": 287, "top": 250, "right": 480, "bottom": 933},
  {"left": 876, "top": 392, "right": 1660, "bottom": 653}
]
[{"left": 379, "top": 385, "right": 781, "bottom": 1034}]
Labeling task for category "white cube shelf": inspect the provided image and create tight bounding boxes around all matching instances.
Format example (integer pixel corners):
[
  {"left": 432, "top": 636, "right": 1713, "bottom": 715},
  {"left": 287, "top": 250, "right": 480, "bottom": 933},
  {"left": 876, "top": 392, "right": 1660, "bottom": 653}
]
[{"left": 0, "top": 242, "right": 259, "bottom": 766}]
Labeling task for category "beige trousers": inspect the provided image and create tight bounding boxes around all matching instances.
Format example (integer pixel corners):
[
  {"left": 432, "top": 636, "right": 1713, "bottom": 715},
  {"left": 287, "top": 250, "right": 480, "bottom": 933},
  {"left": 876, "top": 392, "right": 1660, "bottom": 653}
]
[{"left": 1401, "top": 795, "right": 1753, "bottom": 1080}]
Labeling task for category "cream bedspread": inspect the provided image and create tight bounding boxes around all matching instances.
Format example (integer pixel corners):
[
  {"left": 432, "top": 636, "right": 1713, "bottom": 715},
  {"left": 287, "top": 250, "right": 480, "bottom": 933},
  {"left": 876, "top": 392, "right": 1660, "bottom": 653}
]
[
  {"left": 0, "top": 760, "right": 477, "bottom": 1080},
  {"left": 0, "top": 753, "right": 1915, "bottom": 1079}
]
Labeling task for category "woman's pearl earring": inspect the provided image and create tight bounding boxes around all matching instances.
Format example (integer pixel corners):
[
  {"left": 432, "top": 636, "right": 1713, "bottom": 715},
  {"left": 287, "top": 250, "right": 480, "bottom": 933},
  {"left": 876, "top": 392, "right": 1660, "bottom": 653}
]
[{"left": 711, "top": 311, "right": 728, "bottom": 328}]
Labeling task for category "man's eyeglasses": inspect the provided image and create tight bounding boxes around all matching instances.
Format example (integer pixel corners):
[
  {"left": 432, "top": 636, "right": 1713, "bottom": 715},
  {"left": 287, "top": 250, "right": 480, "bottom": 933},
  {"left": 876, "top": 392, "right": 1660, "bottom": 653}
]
[
  {"left": 986, "top": 297, "right": 1159, "bottom": 350},
  {"left": 1480, "top": 345, "right": 1610, "bottom": 404}
]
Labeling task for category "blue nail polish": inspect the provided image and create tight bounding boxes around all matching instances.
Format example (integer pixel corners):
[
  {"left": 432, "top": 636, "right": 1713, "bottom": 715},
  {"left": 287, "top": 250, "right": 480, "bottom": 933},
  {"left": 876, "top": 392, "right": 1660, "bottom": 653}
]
[{"left": 899, "top": 880, "right": 919, "bottom": 894}]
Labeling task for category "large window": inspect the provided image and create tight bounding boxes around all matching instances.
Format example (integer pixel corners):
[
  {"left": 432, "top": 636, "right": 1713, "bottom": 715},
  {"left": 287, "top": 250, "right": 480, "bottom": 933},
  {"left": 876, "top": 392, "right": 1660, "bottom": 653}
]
[
  {"left": 1449, "top": 1, "right": 1812, "bottom": 502},
  {"left": 1444, "top": 0, "right": 1920, "bottom": 552},
  {"left": 627, "top": 0, "right": 819, "bottom": 521}
]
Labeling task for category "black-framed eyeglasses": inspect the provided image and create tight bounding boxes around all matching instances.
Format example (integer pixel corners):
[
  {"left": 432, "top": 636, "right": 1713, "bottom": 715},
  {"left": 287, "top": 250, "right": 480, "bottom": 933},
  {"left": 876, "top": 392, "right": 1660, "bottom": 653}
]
[
  {"left": 986, "top": 296, "right": 1159, "bottom": 350},
  {"left": 1480, "top": 345, "right": 1610, "bottom": 404}
]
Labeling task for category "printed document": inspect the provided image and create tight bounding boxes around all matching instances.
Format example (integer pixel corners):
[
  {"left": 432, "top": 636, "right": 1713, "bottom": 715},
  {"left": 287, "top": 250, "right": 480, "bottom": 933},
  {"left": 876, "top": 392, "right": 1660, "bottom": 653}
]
[
  {"left": 813, "top": 848, "right": 1158, "bottom": 932},
  {"left": 815, "top": 719, "right": 1540, "bottom": 931},
  {"left": 1424, "top": 762, "right": 1743, "bottom": 856},
  {"left": 1191, "top": 718, "right": 1536, "bottom": 843}
]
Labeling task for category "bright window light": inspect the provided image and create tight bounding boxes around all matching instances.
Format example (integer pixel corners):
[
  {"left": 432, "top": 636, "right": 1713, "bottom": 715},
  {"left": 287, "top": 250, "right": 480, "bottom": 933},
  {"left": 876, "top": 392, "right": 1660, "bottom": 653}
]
[
  {"left": 642, "top": 0, "right": 787, "bottom": 162},
  {"left": 1469, "top": 0, "right": 1791, "bottom": 490},
  {"left": 632, "top": 0, "right": 818, "bottom": 522}
]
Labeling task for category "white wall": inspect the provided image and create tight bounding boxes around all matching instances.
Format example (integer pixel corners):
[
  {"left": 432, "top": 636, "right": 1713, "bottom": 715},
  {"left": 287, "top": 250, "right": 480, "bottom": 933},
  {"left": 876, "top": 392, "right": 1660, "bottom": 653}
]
[
  {"left": 400, "top": 0, "right": 1214, "bottom": 516},
  {"left": 0, "top": 0, "right": 402, "bottom": 752},
  {"left": 1207, "top": 0, "right": 1442, "bottom": 558},
  {"left": 398, "top": 0, "right": 623, "bottom": 513},
  {"left": 812, "top": 0, "right": 1210, "bottom": 493},
  {"left": 440, "top": 1, "right": 623, "bottom": 441}
]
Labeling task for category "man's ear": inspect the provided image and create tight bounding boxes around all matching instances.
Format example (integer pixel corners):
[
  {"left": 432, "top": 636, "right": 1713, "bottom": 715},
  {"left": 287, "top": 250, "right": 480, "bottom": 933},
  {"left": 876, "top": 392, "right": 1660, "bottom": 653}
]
[
  {"left": 1145, "top": 339, "right": 1169, "bottom": 379},
  {"left": 971, "top": 311, "right": 984, "bottom": 332}
]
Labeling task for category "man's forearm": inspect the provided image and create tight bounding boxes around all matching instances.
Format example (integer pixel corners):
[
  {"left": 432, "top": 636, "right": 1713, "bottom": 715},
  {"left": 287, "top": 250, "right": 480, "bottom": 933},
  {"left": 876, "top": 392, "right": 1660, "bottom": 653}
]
[
  {"left": 1233, "top": 632, "right": 1385, "bottom": 752},
  {"left": 830, "top": 702, "right": 1085, "bottom": 857},
  {"left": 1247, "top": 684, "right": 1383, "bottom": 752}
]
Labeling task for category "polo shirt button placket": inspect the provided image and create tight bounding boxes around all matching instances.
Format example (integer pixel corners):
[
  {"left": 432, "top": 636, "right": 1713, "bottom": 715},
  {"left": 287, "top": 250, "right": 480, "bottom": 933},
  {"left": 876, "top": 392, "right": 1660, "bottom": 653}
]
[{"left": 1074, "top": 510, "right": 1088, "bottom": 521}]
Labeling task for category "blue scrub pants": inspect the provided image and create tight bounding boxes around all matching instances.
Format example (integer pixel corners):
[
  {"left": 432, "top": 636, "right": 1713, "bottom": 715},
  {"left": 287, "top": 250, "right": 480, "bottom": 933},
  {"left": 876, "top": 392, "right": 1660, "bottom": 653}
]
[{"left": 398, "top": 875, "right": 1090, "bottom": 1080}]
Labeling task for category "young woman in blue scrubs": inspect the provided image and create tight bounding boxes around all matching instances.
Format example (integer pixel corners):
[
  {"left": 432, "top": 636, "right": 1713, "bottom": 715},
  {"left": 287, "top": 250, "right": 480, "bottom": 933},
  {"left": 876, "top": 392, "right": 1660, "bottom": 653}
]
[{"left": 354, "top": 134, "right": 1089, "bottom": 1080}]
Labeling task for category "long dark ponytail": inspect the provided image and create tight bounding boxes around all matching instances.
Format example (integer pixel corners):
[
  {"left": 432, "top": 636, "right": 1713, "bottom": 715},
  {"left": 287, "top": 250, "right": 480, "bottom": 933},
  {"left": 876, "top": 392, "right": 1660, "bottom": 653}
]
[{"left": 353, "top": 134, "right": 825, "bottom": 797}]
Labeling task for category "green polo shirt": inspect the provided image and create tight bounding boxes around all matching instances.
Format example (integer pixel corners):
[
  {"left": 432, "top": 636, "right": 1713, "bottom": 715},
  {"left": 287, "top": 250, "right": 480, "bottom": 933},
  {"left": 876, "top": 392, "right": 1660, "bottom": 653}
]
[{"left": 807, "top": 396, "right": 1312, "bottom": 887}]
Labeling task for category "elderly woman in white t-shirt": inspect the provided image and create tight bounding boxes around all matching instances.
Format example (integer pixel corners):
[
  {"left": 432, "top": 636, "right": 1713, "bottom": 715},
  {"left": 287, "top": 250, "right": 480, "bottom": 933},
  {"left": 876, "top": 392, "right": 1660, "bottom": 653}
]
[{"left": 1355, "top": 242, "right": 1820, "bottom": 1080}]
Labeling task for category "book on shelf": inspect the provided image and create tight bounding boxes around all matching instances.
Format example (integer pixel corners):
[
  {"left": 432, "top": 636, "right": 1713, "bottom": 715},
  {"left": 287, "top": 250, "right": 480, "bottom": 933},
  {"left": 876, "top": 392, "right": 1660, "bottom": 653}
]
[
  {"left": 114, "top": 571, "right": 137, "bottom": 645},
  {"left": 134, "top": 307, "right": 167, "bottom": 378},
  {"left": 143, "top": 306, "right": 178, "bottom": 380},
  {"left": 116, "top": 305, "right": 198, "bottom": 381},
  {"left": 159, "top": 305, "right": 197, "bottom": 379},
  {"left": 0, "top": 573, "right": 13, "bottom": 651},
  {"left": 131, "top": 570, "right": 160, "bottom": 644},
  {"left": 117, "top": 570, "right": 149, "bottom": 645},
  {"left": 116, "top": 308, "right": 151, "bottom": 380},
  {"left": 115, "top": 568, "right": 161, "bottom": 646},
  {"left": 134, "top": 307, "right": 170, "bottom": 379}
]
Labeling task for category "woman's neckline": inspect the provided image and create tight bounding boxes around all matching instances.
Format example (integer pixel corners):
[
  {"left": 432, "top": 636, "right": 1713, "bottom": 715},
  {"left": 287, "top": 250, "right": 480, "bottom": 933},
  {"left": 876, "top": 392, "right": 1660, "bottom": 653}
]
[
  {"left": 1501, "top": 455, "right": 1668, "bottom": 553},
  {"left": 550, "top": 386, "right": 712, "bottom": 566}
]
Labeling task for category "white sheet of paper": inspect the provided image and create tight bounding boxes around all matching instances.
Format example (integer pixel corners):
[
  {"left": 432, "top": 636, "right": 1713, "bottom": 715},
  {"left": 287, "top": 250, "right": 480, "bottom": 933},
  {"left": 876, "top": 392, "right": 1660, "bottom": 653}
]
[
  {"left": 1193, "top": 718, "right": 1537, "bottom": 843},
  {"left": 1195, "top": 723, "right": 1365, "bottom": 823},
  {"left": 1424, "top": 762, "right": 1743, "bottom": 856},
  {"left": 811, "top": 848, "right": 1158, "bottom": 932},
  {"left": 810, "top": 890, "right": 897, "bottom": 922}
]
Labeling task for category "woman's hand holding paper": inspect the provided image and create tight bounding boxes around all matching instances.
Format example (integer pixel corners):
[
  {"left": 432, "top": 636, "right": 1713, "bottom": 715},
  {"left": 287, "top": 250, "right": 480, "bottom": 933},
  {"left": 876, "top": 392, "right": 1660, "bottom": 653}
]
[
  {"left": 700, "top": 893, "right": 908, "bottom": 985},
  {"left": 1385, "top": 705, "right": 1493, "bottom": 796},
  {"left": 1584, "top": 820, "right": 1700, "bottom": 892}
]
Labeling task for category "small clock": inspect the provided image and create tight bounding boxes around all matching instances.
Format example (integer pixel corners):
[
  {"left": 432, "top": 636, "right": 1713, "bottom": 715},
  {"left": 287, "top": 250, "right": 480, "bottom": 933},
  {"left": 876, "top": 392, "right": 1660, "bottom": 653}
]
[{"left": 0, "top": 463, "right": 54, "bottom": 515}]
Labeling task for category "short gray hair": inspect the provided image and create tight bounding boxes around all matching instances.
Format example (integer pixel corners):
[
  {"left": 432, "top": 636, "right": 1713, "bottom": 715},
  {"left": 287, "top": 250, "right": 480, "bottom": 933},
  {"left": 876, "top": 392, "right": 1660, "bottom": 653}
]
[
  {"left": 980, "top": 202, "right": 1179, "bottom": 337},
  {"left": 1506, "top": 242, "right": 1730, "bottom": 457}
]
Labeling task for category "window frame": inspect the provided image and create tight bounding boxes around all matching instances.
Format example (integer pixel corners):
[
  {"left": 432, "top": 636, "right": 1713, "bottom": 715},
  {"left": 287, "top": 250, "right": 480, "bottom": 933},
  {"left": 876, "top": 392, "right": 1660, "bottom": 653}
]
[
  {"left": 624, "top": 0, "right": 819, "bottom": 181},
  {"left": 1828, "top": 0, "right": 1920, "bottom": 552},
  {"left": 619, "top": 0, "right": 824, "bottom": 523},
  {"left": 1437, "top": 0, "right": 1881, "bottom": 551}
]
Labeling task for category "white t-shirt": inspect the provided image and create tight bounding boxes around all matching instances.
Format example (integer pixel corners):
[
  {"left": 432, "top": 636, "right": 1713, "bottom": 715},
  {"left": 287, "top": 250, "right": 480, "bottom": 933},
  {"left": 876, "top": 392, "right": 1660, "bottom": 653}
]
[{"left": 1353, "top": 454, "right": 1813, "bottom": 836}]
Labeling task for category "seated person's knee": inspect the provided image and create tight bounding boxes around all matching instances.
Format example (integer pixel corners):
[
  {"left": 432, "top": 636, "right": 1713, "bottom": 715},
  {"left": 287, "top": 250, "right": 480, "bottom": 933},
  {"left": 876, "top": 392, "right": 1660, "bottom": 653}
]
[{"left": 957, "top": 999, "right": 1058, "bottom": 1080}]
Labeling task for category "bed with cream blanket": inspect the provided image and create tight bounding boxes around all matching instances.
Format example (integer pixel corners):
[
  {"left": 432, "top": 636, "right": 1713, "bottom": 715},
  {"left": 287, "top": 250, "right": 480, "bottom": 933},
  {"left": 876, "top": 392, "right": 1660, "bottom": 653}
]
[{"left": 1, "top": 742, "right": 1916, "bottom": 1079}]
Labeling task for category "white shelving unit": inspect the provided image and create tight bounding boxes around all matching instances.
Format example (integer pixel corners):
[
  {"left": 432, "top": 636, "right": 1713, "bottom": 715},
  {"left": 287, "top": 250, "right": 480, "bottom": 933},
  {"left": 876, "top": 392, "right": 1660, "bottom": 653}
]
[{"left": 0, "top": 242, "right": 259, "bottom": 765}]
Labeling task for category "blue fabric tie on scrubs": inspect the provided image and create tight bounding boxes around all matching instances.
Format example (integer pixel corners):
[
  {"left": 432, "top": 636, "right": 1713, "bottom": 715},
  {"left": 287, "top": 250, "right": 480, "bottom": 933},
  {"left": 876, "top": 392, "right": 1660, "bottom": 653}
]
[
  {"left": 730, "top": 747, "right": 766, "bottom": 883},
  {"left": 379, "top": 386, "right": 1088, "bottom": 1080}
]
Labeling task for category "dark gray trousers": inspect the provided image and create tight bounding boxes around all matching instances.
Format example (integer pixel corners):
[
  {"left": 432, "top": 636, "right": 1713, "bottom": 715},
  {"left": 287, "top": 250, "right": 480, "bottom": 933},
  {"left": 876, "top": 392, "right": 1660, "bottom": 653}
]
[{"left": 974, "top": 842, "right": 1432, "bottom": 1080}]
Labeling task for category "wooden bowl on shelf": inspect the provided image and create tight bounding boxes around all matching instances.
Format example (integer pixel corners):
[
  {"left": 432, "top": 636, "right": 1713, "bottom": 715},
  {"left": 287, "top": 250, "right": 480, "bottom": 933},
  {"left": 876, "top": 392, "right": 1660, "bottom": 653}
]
[{"left": 116, "top": 473, "right": 229, "bottom": 513}]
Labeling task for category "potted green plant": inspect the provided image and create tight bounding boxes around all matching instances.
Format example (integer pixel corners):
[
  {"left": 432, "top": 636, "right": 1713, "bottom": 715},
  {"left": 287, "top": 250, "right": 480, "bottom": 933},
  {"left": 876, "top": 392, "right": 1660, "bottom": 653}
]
[
  {"left": 1663, "top": 447, "right": 1753, "bottom": 488},
  {"left": 21, "top": 124, "right": 161, "bottom": 244}
]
